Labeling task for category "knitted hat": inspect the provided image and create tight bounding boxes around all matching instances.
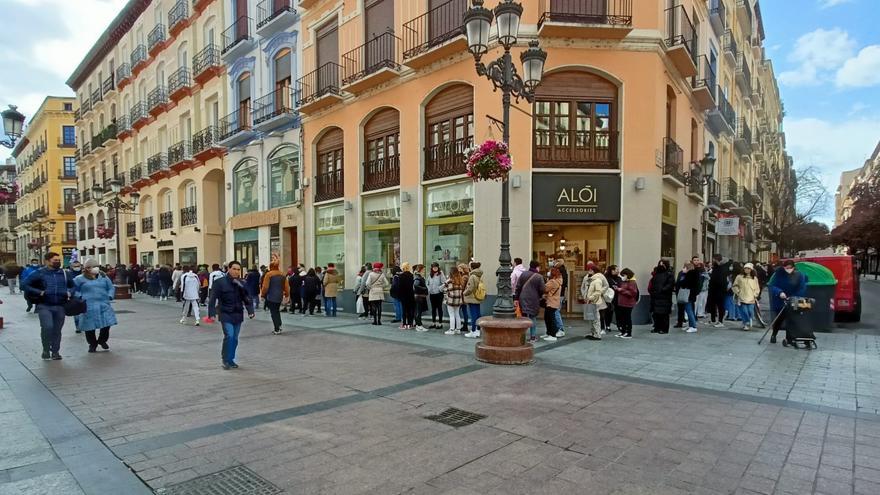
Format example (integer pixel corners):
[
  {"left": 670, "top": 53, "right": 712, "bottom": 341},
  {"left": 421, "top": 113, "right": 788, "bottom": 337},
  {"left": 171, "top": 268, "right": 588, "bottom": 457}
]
[
  {"left": 373, "top": 262, "right": 384, "bottom": 269},
  {"left": 83, "top": 258, "right": 99, "bottom": 269}
]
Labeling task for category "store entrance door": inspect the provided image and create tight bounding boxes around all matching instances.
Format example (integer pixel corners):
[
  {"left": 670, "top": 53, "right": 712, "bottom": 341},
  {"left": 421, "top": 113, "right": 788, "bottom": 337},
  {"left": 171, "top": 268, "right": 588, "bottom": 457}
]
[
  {"left": 158, "top": 250, "right": 174, "bottom": 266},
  {"left": 235, "top": 241, "right": 258, "bottom": 270}
]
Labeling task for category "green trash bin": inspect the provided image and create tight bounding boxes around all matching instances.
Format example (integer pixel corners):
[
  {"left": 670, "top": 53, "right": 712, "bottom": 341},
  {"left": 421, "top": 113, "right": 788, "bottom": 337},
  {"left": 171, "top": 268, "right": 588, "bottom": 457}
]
[{"left": 770, "top": 262, "right": 837, "bottom": 332}]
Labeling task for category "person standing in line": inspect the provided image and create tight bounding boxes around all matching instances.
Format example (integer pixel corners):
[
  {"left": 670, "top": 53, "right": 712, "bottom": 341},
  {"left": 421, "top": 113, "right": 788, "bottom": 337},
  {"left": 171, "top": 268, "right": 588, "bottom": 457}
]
[
  {"left": 680, "top": 262, "right": 701, "bottom": 333},
  {"left": 158, "top": 265, "right": 173, "bottom": 301},
  {"left": 649, "top": 260, "right": 675, "bottom": 334},
  {"left": 581, "top": 263, "right": 608, "bottom": 341},
  {"left": 457, "top": 264, "right": 471, "bottom": 333},
  {"left": 696, "top": 257, "right": 710, "bottom": 319},
  {"left": 208, "top": 261, "right": 255, "bottom": 370},
  {"left": 443, "top": 266, "right": 466, "bottom": 335},
  {"left": 602, "top": 265, "right": 621, "bottom": 334},
  {"left": 245, "top": 266, "right": 261, "bottom": 309},
  {"left": 260, "top": 260, "right": 289, "bottom": 334},
  {"left": 22, "top": 252, "right": 74, "bottom": 360},
  {"left": 674, "top": 263, "right": 688, "bottom": 329},
  {"left": 197, "top": 266, "right": 209, "bottom": 306},
  {"left": 365, "top": 263, "right": 389, "bottom": 325},
  {"left": 354, "top": 267, "right": 368, "bottom": 319},
  {"left": 554, "top": 258, "right": 568, "bottom": 338},
  {"left": 426, "top": 262, "right": 446, "bottom": 329},
  {"left": 302, "top": 268, "right": 322, "bottom": 315},
  {"left": 389, "top": 265, "right": 402, "bottom": 324},
  {"left": 179, "top": 266, "right": 201, "bottom": 326},
  {"left": 171, "top": 264, "right": 183, "bottom": 302},
  {"left": 514, "top": 260, "right": 545, "bottom": 343},
  {"left": 614, "top": 268, "right": 639, "bottom": 339},
  {"left": 413, "top": 264, "right": 429, "bottom": 332},
  {"left": 73, "top": 259, "right": 117, "bottom": 353},
  {"left": 768, "top": 260, "right": 808, "bottom": 345},
  {"left": 725, "top": 262, "right": 743, "bottom": 322},
  {"left": 510, "top": 257, "right": 526, "bottom": 292},
  {"left": 4, "top": 262, "right": 21, "bottom": 295},
  {"left": 322, "top": 263, "right": 339, "bottom": 317},
  {"left": 541, "top": 267, "right": 563, "bottom": 342},
  {"left": 733, "top": 262, "right": 760, "bottom": 331},
  {"left": 707, "top": 254, "right": 732, "bottom": 327},
  {"left": 462, "top": 261, "right": 484, "bottom": 338},
  {"left": 314, "top": 266, "right": 324, "bottom": 314},
  {"left": 287, "top": 267, "right": 303, "bottom": 314},
  {"left": 21, "top": 258, "right": 42, "bottom": 312},
  {"left": 397, "top": 263, "right": 416, "bottom": 329}
]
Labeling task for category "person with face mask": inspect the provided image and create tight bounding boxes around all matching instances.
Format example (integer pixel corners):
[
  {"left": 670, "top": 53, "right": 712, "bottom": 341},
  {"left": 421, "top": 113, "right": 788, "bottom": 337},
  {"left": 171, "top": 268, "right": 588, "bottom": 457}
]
[
  {"left": 73, "top": 259, "right": 118, "bottom": 353},
  {"left": 768, "top": 260, "right": 808, "bottom": 345},
  {"left": 20, "top": 258, "right": 42, "bottom": 312},
  {"left": 21, "top": 252, "right": 74, "bottom": 360}
]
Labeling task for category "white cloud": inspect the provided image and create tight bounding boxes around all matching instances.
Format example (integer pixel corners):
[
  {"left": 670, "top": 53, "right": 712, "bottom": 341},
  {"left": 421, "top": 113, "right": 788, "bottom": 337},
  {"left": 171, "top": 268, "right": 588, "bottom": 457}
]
[
  {"left": 818, "top": 0, "right": 854, "bottom": 8},
  {"left": 778, "top": 28, "right": 857, "bottom": 86},
  {"left": 835, "top": 45, "right": 880, "bottom": 88},
  {"left": 785, "top": 116, "right": 879, "bottom": 190}
]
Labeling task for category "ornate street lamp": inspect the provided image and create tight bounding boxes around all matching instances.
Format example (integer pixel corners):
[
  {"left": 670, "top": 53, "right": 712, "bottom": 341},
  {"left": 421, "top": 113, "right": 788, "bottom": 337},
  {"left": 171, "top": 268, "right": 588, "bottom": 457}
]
[
  {"left": 683, "top": 153, "right": 717, "bottom": 187},
  {"left": 29, "top": 219, "right": 56, "bottom": 258},
  {"left": 463, "top": 0, "right": 547, "bottom": 364},
  {"left": 1, "top": 105, "right": 26, "bottom": 149},
  {"left": 95, "top": 179, "right": 139, "bottom": 298}
]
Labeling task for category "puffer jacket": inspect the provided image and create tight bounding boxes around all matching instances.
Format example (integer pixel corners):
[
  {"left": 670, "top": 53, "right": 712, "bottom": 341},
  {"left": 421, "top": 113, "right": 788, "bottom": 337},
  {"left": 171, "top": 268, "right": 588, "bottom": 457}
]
[
  {"left": 515, "top": 271, "right": 545, "bottom": 316},
  {"left": 616, "top": 279, "right": 640, "bottom": 308},
  {"left": 581, "top": 272, "right": 608, "bottom": 310},
  {"left": 22, "top": 267, "right": 73, "bottom": 306},
  {"left": 732, "top": 274, "right": 760, "bottom": 304},
  {"left": 322, "top": 270, "right": 339, "bottom": 297},
  {"left": 364, "top": 270, "right": 389, "bottom": 301},
  {"left": 462, "top": 269, "right": 484, "bottom": 305},
  {"left": 180, "top": 271, "right": 201, "bottom": 300},
  {"left": 544, "top": 277, "right": 562, "bottom": 310}
]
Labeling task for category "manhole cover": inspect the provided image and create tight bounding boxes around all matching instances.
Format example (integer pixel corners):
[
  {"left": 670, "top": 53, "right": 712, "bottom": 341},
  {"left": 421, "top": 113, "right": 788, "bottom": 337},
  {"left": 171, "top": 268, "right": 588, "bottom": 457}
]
[
  {"left": 411, "top": 349, "right": 448, "bottom": 358},
  {"left": 425, "top": 408, "right": 486, "bottom": 428},
  {"left": 156, "top": 465, "right": 280, "bottom": 495},
  {"left": 115, "top": 310, "right": 135, "bottom": 314}
]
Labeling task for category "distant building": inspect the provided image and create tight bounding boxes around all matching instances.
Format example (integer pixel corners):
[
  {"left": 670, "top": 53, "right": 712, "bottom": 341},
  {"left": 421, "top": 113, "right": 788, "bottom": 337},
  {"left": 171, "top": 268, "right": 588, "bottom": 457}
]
[{"left": 0, "top": 158, "right": 17, "bottom": 264}]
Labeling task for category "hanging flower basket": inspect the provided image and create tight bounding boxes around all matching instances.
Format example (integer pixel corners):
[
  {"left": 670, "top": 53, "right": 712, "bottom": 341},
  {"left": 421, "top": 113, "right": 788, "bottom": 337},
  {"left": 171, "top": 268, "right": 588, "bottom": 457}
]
[
  {"left": 465, "top": 139, "right": 513, "bottom": 182},
  {"left": 96, "top": 226, "right": 115, "bottom": 239}
]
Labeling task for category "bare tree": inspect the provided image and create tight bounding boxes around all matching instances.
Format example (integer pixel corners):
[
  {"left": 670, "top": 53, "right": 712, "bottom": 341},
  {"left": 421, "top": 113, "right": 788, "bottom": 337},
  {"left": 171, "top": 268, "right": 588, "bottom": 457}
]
[{"left": 763, "top": 165, "right": 831, "bottom": 256}]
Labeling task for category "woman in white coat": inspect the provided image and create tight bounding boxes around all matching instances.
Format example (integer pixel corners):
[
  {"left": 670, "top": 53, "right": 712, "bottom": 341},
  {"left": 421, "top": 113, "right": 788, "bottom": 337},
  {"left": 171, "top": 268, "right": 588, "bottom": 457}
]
[{"left": 179, "top": 266, "right": 202, "bottom": 326}]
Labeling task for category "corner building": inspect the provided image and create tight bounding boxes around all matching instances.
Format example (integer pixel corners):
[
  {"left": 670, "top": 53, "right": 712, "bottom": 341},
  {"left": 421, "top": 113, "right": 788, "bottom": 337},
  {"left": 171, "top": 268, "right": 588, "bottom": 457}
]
[
  {"left": 296, "top": 0, "right": 787, "bottom": 311},
  {"left": 11, "top": 97, "right": 78, "bottom": 265},
  {"left": 68, "top": 0, "right": 228, "bottom": 267}
]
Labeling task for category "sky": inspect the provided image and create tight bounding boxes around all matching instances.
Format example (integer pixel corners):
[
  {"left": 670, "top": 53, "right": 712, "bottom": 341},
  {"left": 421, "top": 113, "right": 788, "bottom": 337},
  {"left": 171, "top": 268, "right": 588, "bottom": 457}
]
[{"left": 1, "top": 0, "right": 878, "bottom": 224}]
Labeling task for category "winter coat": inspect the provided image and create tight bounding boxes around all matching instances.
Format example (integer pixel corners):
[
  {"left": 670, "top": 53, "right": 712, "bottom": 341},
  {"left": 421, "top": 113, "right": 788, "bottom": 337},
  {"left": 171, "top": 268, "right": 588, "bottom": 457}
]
[
  {"left": 616, "top": 279, "right": 640, "bottom": 308},
  {"left": 679, "top": 269, "right": 701, "bottom": 303},
  {"left": 208, "top": 276, "right": 254, "bottom": 324},
  {"left": 510, "top": 264, "right": 527, "bottom": 291},
  {"left": 390, "top": 273, "right": 401, "bottom": 299},
  {"left": 73, "top": 274, "right": 117, "bottom": 331},
  {"left": 544, "top": 277, "right": 563, "bottom": 310},
  {"left": 649, "top": 270, "right": 676, "bottom": 315},
  {"left": 768, "top": 267, "right": 808, "bottom": 312},
  {"left": 462, "top": 269, "right": 484, "bottom": 305},
  {"left": 515, "top": 271, "right": 545, "bottom": 316},
  {"left": 288, "top": 272, "right": 303, "bottom": 295},
  {"left": 444, "top": 278, "right": 465, "bottom": 307},
  {"left": 302, "top": 274, "right": 322, "bottom": 300},
  {"left": 427, "top": 272, "right": 446, "bottom": 295},
  {"left": 364, "top": 271, "right": 389, "bottom": 302},
  {"left": 709, "top": 260, "right": 732, "bottom": 293},
  {"left": 245, "top": 270, "right": 261, "bottom": 296},
  {"left": 171, "top": 269, "right": 183, "bottom": 289},
  {"left": 397, "top": 271, "right": 415, "bottom": 303},
  {"left": 208, "top": 270, "right": 225, "bottom": 289},
  {"left": 20, "top": 264, "right": 40, "bottom": 284},
  {"left": 353, "top": 274, "right": 364, "bottom": 295},
  {"left": 732, "top": 274, "right": 760, "bottom": 305},
  {"left": 22, "top": 267, "right": 73, "bottom": 306},
  {"left": 582, "top": 272, "right": 609, "bottom": 311},
  {"left": 158, "top": 267, "right": 173, "bottom": 284},
  {"left": 180, "top": 272, "right": 201, "bottom": 300},
  {"left": 413, "top": 274, "right": 429, "bottom": 300},
  {"left": 260, "top": 270, "right": 289, "bottom": 304},
  {"left": 558, "top": 264, "right": 569, "bottom": 293},
  {"left": 322, "top": 270, "right": 339, "bottom": 298}
]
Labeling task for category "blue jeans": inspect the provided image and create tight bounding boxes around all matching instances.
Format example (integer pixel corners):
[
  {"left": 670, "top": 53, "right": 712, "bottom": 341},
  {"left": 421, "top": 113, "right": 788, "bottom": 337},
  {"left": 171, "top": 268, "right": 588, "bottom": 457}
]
[
  {"left": 324, "top": 297, "right": 337, "bottom": 316},
  {"left": 684, "top": 302, "right": 697, "bottom": 328},
  {"left": 738, "top": 303, "right": 755, "bottom": 326},
  {"left": 554, "top": 308, "right": 565, "bottom": 332},
  {"left": 460, "top": 305, "right": 469, "bottom": 329},
  {"left": 526, "top": 314, "right": 537, "bottom": 339},
  {"left": 467, "top": 303, "right": 481, "bottom": 333},
  {"left": 160, "top": 282, "right": 169, "bottom": 298},
  {"left": 36, "top": 304, "right": 66, "bottom": 353},
  {"left": 392, "top": 298, "right": 402, "bottom": 321},
  {"left": 221, "top": 321, "right": 242, "bottom": 364}
]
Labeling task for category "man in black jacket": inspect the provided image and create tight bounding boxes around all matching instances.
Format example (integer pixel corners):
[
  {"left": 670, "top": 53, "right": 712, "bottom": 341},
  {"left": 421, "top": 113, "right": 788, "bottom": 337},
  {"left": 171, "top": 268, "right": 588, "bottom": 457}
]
[
  {"left": 707, "top": 254, "right": 732, "bottom": 327},
  {"left": 208, "top": 261, "right": 255, "bottom": 369}
]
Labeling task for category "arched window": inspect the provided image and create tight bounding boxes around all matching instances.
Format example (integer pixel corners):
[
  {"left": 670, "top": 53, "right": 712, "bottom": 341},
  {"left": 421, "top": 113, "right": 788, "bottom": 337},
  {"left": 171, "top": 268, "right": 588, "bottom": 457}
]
[
  {"left": 233, "top": 159, "right": 258, "bottom": 215},
  {"left": 157, "top": 62, "right": 166, "bottom": 88},
  {"left": 177, "top": 42, "right": 189, "bottom": 69},
  {"left": 182, "top": 181, "right": 197, "bottom": 208},
  {"left": 268, "top": 145, "right": 299, "bottom": 208},
  {"left": 87, "top": 214, "right": 95, "bottom": 239},
  {"left": 97, "top": 210, "right": 106, "bottom": 228}
]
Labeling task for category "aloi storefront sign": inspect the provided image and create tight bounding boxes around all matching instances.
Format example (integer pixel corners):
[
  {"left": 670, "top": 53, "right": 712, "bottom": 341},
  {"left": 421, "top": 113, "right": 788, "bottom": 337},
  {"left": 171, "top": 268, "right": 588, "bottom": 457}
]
[{"left": 532, "top": 173, "right": 621, "bottom": 222}]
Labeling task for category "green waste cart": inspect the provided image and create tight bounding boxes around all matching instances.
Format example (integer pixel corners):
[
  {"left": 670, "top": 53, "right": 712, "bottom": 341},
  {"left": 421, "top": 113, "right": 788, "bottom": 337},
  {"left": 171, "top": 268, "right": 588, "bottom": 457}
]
[{"left": 770, "top": 262, "right": 837, "bottom": 332}]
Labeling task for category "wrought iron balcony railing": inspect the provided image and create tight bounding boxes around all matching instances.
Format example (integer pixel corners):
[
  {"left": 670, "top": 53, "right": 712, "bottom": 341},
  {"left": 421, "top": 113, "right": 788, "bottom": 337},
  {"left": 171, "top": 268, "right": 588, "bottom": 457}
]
[
  {"left": 102, "top": 74, "right": 115, "bottom": 95},
  {"left": 127, "top": 222, "right": 136, "bottom": 237},
  {"left": 257, "top": 0, "right": 294, "bottom": 29},
  {"left": 180, "top": 206, "right": 197, "bottom": 226},
  {"left": 160, "top": 211, "right": 174, "bottom": 230},
  {"left": 403, "top": 0, "right": 467, "bottom": 60},
  {"left": 148, "top": 24, "right": 167, "bottom": 52},
  {"left": 130, "top": 101, "right": 148, "bottom": 123},
  {"left": 131, "top": 44, "right": 147, "bottom": 67},
  {"left": 342, "top": 31, "right": 401, "bottom": 86},
  {"left": 116, "top": 63, "right": 131, "bottom": 85},
  {"left": 665, "top": 4, "right": 698, "bottom": 66},
  {"left": 169, "top": 0, "right": 189, "bottom": 31},
  {"left": 717, "top": 90, "right": 736, "bottom": 128},
  {"left": 363, "top": 155, "right": 400, "bottom": 192},
  {"left": 193, "top": 44, "right": 221, "bottom": 77},
  {"left": 723, "top": 29, "right": 737, "bottom": 56},
  {"left": 663, "top": 137, "right": 685, "bottom": 183},
  {"left": 218, "top": 108, "right": 252, "bottom": 141},
  {"left": 296, "top": 62, "right": 342, "bottom": 106},
  {"left": 141, "top": 216, "right": 154, "bottom": 233},
  {"left": 221, "top": 16, "right": 252, "bottom": 54},
  {"left": 533, "top": 129, "right": 619, "bottom": 169},
  {"left": 168, "top": 67, "right": 192, "bottom": 96},
  {"left": 192, "top": 125, "right": 220, "bottom": 154},
  {"left": 129, "top": 163, "right": 144, "bottom": 183},
  {"left": 537, "top": 0, "right": 633, "bottom": 28},
  {"left": 168, "top": 140, "right": 193, "bottom": 165},
  {"left": 723, "top": 177, "right": 739, "bottom": 204},
  {"left": 148, "top": 85, "right": 169, "bottom": 111},
  {"left": 424, "top": 136, "right": 472, "bottom": 180},
  {"left": 147, "top": 153, "right": 168, "bottom": 175},
  {"left": 253, "top": 87, "right": 295, "bottom": 125},
  {"left": 315, "top": 169, "right": 344, "bottom": 203}
]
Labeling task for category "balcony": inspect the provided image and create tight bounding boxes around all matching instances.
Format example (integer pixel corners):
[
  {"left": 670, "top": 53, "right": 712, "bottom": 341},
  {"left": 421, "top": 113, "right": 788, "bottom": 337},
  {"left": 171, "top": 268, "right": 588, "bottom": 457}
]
[
  {"left": 131, "top": 101, "right": 149, "bottom": 129},
  {"left": 193, "top": 0, "right": 213, "bottom": 13},
  {"left": 736, "top": 0, "right": 752, "bottom": 34},
  {"left": 533, "top": 129, "right": 619, "bottom": 169},
  {"left": 81, "top": 97, "right": 92, "bottom": 115},
  {"left": 90, "top": 88, "right": 103, "bottom": 108},
  {"left": 722, "top": 30, "right": 737, "bottom": 66},
  {"left": 363, "top": 155, "right": 400, "bottom": 192},
  {"left": 147, "top": 152, "right": 169, "bottom": 178},
  {"left": 82, "top": 189, "right": 93, "bottom": 203},
  {"left": 126, "top": 222, "right": 136, "bottom": 238},
  {"left": 256, "top": 0, "right": 297, "bottom": 38},
  {"left": 58, "top": 202, "right": 76, "bottom": 215},
  {"left": 148, "top": 86, "right": 169, "bottom": 116},
  {"left": 722, "top": 177, "right": 739, "bottom": 207},
  {"left": 736, "top": 52, "right": 752, "bottom": 95},
  {"left": 141, "top": 217, "right": 154, "bottom": 234},
  {"left": 687, "top": 175, "right": 704, "bottom": 201},
  {"left": 662, "top": 137, "right": 685, "bottom": 188},
  {"left": 180, "top": 206, "right": 197, "bottom": 226},
  {"left": 192, "top": 125, "right": 225, "bottom": 161},
  {"left": 342, "top": 31, "right": 402, "bottom": 94},
  {"left": 709, "top": 0, "right": 726, "bottom": 35},
  {"left": 102, "top": 73, "right": 115, "bottom": 96},
  {"left": 691, "top": 55, "right": 716, "bottom": 111},
  {"left": 253, "top": 87, "right": 297, "bottom": 132},
  {"left": 168, "top": 67, "right": 193, "bottom": 102},
  {"left": 537, "top": 0, "right": 633, "bottom": 39},
  {"left": 753, "top": 179, "right": 764, "bottom": 204},
  {"left": 116, "top": 114, "right": 132, "bottom": 140},
  {"left": 192, "top": 44, "right": 223, "bottom": 84},
  {"left": 74, "top": 108, "right": 81, "bottom": 122},
  {"left": 129, "top": 163, "right": 144, "bottom": 184},
  {"left": 130, "top": 44, "right": 148, "bottom": 74},
  {"left": 740, "top": 186, "right": 754, "bottom": 215},
  {"left": 82, "top": 141, "right": 91, "bottom": 157},
  {"left": 402, "top": 0, "right": 467, "bottom": 70},
  {"left": 148, "top": 24, "right": 167, "bottom": 56},
  {"left": 664, "top": 5, "right": 698, "bottom": 78},
  {"left": 168, "top": 0, "right": 190, "bottom": 37},
  {"left": 221, "top": 16, "right": 255, "bottom": 60},
  {"left": 424, "top": 137, "right": 471, "bottom": 180},
  {"left": 168, "top": 140, "right": 194, "bottom": 171},
  {"left": 315, "top": 169, "right": 344, "bottom": 203},
  {"left": 707, "top": 179, "right": 721, "bottom": 210},
  {"left": 707, "top": 89, "right": 736, "bottom": 136},
  {"left": 160, "top": 211, "right": 174, "bottom": 230},
  {"left": 751, "top": 77, "right": 763, "bottom": 106},
  {"left": 735, "top": 118, "right": 751, "bottom": 156},
  {"left": 295, "top": 62, "right": 343, "bottom": 114},
  {"left": 218, "top": 108, "right": 256, "bottom": 147},
  {"left": 116, "top": 63, "right": 132, "bottom": 90}
]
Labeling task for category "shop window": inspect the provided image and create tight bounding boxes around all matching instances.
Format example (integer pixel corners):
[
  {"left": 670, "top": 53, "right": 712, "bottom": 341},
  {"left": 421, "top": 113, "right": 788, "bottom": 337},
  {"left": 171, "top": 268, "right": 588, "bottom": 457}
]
[
  {"left": 363, "top": 192, "right": 400, "bottom": 273},
  {"left": 233, "top": 159, "right": 258, "bottom": 214},
  {"left": 661, "top": 198, "right": 678, "bottom": 261},
  {"left": 425, "top": 181, "right": 474, "bottom": 276},
  {"left": 268, "top": 145, "right": 299, "bottom": 208},
  {"left": 179, "top": 247, "right": 198, "bottom": 267},
  {"left": 316, "top": 204, "right": 345, "bottom": 277}
]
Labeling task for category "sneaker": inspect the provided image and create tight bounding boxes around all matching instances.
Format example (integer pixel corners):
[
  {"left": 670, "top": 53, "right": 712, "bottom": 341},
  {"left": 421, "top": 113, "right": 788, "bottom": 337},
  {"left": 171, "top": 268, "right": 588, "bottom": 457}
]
[
  {"left": 686, "top": 327, "right": 698, "bottom": 333},
  {"left": 620, "top": 334, "right": 633, "bottom": 339},
  {"left": 416, "top": 326, "right": 428, "bottom": 332},
  {"left": 273, "top": 329, "right": 281, "bottom": 335},
  {"left": 543, "top": 335, "right": 557, "bottom": 342},
  {"left": 529, "top": 336, "right": 538, "bottom": 343},
  {"left": 51, "top": 353, "right": 62, "bottom": 360},
  {"left": 194, "top": 321, "right": 200, "bottom": 326},
  {"left": 599, "top": 329, "right": 606, "bottom": 336},
  {"left": 585, "top": 335, "right": 602, "bottom": 341},
  {"left": 614, "top": 333, "right": 622, "bottom": 338},
  {"left": 100, "top": 343, "right": 109, "bottom": 350},
  {"left": 399, "top": 325, "right": 407, "bottom": 330},
  {"left": 180, "top": 317, "right": 186, "bottom": 324},
  {"left": 221, "top": 363, "right": 231, "bottom": 370},
  {"left": 88, "top": 345, "right": 97, "bottom": 353},
  {"left": 41, "top": 351, "right": 50, "bottom": 360},
  {"left": 557, "top": 330, "right": 565, "bottom": 337},
  {"left": 229, "top": 362, "right": 239, "bottom": 369},
  {"left": 465, "top": 331, "right": 481, "bottom": 338},
  {"left": 444, "top": 329, "right": 458, "bottom": 335},
  {"left": 203, "top": 317, "right": 215, "bottom": 324},
  {"left": 713, "top": 322, "right": 724, "bottom": 328}
]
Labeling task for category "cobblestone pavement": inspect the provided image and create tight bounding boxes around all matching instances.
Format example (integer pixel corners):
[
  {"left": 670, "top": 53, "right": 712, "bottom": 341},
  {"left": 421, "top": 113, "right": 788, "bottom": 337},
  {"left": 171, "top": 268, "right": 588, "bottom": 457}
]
[{"left": 0, "top": 281, "right": 878, "bottom": 494}]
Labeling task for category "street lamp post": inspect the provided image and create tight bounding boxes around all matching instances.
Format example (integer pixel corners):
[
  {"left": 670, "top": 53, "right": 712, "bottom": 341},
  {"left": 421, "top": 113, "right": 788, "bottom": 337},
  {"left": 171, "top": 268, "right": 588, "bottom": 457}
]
[
  {"left": 29, "top": 219, "right": 56, "bottom": 259},
  {"left": 93, "top": 179, "right": 139, "bottom": 299},
  {"left": 1, "top": 105, "right": 26, "bottom": 149},
  {"left": 463, "top": 0, "right": 547, "bottom": 364},
  {"left": 682, "top": 154, "right": 717, "bottom": 259}
]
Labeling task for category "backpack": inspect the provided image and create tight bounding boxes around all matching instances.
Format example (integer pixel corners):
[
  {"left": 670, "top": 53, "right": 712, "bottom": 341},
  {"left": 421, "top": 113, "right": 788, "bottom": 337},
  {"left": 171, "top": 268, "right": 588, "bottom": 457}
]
[
  {"left": 474, "top": 279, "right": 486, "bottom": 301},
  {"left": 603, "top": 286, "right": 615, "bottom": 303}
]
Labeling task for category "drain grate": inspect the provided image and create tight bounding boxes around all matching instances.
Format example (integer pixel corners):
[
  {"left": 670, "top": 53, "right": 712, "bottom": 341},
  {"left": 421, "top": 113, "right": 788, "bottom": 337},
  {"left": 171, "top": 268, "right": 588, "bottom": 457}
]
[
  {"left": 411, "top": 349, "right": 448, "bottom": 358},
  {"left": 425, "top": 407, "right": 486, "bottom": 428},
  {"left": 156, "top": 465, "right": 281, "bottom": 495},
  {"left": 115, "top": 310, "right": 135, "bottom": 314}
]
